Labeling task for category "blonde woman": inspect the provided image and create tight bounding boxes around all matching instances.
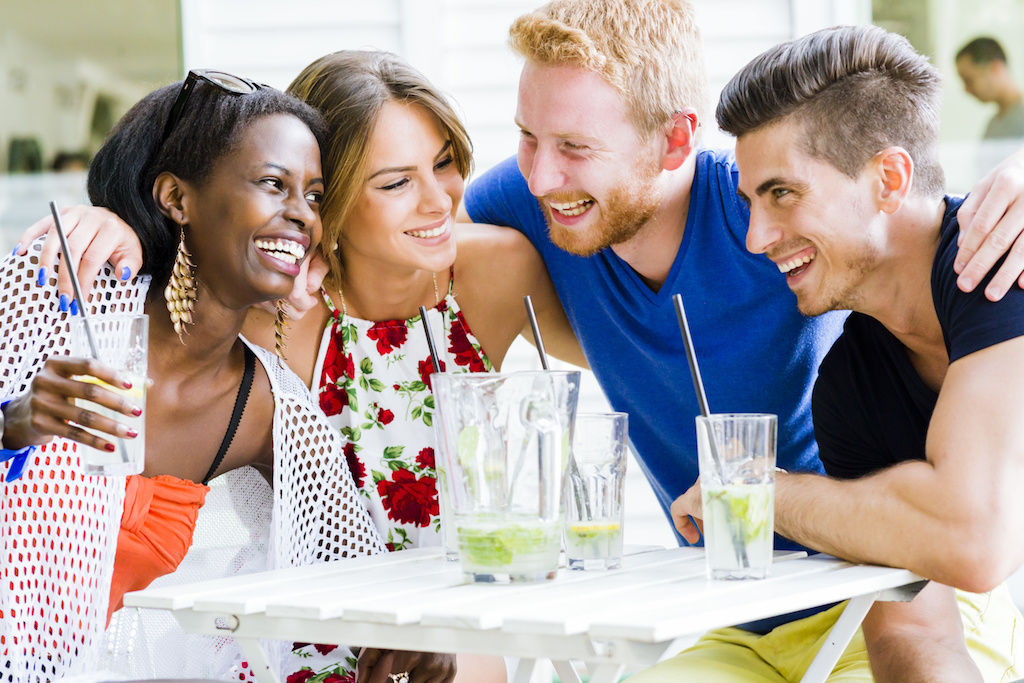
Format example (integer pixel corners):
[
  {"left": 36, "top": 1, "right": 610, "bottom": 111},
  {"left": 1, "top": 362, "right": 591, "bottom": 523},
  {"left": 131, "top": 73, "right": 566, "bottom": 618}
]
[{"left": 21, "top": 50, "right": 581, "bottom": 683}]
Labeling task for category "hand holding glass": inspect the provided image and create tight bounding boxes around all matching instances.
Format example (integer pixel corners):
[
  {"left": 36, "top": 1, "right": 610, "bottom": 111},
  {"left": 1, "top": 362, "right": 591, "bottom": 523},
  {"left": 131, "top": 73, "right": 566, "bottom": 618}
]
[{"left": 70, "top": 314, "right": 148, "bottom": 476}]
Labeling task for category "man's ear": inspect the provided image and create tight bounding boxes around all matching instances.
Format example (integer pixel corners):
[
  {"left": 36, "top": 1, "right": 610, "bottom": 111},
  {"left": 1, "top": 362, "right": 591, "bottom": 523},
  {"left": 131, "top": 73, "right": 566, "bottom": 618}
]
[
  {"left": 663, "top": 108, "right": 699, "bottom": 171},
  {"left": 873, "top": 147, "right": 914, "bottom": 214},
  {"left": 153, "top": 171, "right": 189, "bottom": 225}
]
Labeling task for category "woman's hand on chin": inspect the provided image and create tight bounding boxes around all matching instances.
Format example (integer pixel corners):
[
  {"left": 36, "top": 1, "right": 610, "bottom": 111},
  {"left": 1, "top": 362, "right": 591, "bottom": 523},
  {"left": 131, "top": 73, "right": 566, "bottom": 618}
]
[{"left": 253, "top": 250, "right": 328, "bottom": 318}]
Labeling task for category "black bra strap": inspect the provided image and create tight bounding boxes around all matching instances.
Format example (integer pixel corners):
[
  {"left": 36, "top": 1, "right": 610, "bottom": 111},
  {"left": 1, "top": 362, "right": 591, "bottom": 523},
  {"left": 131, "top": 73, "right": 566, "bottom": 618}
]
[{"left": 202, "top": 344, "right": 256, "bottom": 485}]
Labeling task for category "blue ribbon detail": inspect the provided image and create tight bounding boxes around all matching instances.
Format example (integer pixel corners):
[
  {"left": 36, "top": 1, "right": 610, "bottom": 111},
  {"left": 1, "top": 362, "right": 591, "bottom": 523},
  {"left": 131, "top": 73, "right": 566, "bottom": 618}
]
[
  {"left": 1, "top": 398, "right": 37, "bottom": 481},
  {"left": 1, "top": 445, "right": 36, "bottom": 481}
]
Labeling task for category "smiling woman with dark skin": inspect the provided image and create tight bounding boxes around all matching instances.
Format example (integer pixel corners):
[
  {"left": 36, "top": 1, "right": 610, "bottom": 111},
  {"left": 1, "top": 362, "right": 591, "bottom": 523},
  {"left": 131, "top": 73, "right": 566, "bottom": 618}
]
[
  {"left": 3, "top": 95, "right": 325, "bottom": 480},
  {"left": 16, "top": 52, "right": 586, "bottom": 683},
  {"left": 0, "top": 76, "right": 387, "bottom": 681}
]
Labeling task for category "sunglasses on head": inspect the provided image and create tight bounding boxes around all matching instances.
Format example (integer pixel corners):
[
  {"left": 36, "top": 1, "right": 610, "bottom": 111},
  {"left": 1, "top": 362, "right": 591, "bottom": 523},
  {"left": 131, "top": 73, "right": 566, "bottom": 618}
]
[{"left": 160, "top": 69, "right": 266, "bottom": 146}]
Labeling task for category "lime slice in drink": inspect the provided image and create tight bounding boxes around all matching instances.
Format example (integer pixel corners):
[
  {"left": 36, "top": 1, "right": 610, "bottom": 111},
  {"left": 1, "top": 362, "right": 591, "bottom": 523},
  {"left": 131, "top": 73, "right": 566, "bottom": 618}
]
[
  {"left": 567, "top": 522, "right": 621, "bottom": 540},
  {"left": 456, "top": 425, "right": 479, "bottom": 468},
  {"left": 74, "top": 375, "right": 145, "bottom": 401},
  {"left": 706, "top": 485, "right": 772, "bottom": 545},
  {"left": 457, "top": 519, "right": 557, "bottom": 568}
]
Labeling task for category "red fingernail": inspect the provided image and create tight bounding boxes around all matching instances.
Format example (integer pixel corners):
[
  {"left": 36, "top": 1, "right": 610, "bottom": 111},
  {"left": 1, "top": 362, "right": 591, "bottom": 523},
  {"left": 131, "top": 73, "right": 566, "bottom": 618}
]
[
  {"left": 105, "top": 443, "right": 116, "bottom": 452},
  {"left": 131, "top": 407, "right": 142, "bottom": 417},
  {"left": 123, "top": 380, "right": 133, "bottom": 389},
  {"left": 126, "top": 429, "right": 138, "bottom": 438}
]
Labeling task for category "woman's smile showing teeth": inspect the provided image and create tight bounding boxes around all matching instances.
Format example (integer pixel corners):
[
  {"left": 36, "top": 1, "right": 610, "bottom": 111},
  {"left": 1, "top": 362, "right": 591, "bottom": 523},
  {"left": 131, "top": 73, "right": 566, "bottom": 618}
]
[
  {"left": 405, "top": 217, "right": 451, "bottom": 241},
  {"left": 255, "top": 237, "right": 308, "bottom": 272}
]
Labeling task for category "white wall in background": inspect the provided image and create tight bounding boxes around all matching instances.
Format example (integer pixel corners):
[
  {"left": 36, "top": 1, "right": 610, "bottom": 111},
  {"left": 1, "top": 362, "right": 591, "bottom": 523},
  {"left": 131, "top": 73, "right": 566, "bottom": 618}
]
[{"left": 179, "top": 0, "right": 868, "bottom": 176}]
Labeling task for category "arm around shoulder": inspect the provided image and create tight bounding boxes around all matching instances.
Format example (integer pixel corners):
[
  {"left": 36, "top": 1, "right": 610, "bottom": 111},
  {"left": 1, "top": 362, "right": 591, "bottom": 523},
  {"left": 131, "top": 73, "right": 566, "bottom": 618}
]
[{"left": 454, "top": 224, "right": 586, "bottom": 369}]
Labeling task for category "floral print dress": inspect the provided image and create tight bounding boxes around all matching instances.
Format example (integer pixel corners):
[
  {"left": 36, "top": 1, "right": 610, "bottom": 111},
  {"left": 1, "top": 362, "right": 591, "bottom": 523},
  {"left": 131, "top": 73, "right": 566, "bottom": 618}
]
[
  {"left": 283, "top": 276, "right": 492, "bottom": 682},
  {"left": 316, "top": 276, "right": 493, "bottom": 550}
]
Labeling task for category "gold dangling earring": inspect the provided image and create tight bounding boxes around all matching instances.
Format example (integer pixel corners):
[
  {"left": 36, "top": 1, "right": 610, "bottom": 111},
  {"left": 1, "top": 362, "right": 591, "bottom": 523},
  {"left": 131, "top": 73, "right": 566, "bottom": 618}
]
[
  {"left": 274, "top": 299, "right": 289, "bottom": 361},
  {"left": 164, "top": 225, "right": 197, "bottom": 343}
]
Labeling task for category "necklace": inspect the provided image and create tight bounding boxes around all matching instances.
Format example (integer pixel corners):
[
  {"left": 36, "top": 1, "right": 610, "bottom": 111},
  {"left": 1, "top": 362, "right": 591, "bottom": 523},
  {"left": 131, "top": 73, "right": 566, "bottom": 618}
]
[{"left": 338, "top": 272, "right": 439, "bottom": 319}]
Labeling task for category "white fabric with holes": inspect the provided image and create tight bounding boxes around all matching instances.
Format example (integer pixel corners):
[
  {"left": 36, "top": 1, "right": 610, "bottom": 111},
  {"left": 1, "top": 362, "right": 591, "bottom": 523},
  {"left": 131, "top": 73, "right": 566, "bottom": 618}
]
[{"left": 0, "top": 242, "right": 385, "bottom": 681}]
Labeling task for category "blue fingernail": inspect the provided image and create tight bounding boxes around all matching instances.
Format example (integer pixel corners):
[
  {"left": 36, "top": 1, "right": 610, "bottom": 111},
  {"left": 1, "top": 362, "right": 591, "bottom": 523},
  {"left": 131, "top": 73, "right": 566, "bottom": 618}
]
[
  {"left": 37, "top": 267, "right": 46, "bottom": 286},
  {"left": 69, "top": 299, "right": 79, "bottom": 316},
  {"left": 120, "top": 266, "right": 131, "bottom": 281},
  {"left": 59, "top": 294, "right": 69, "bottom": 312}
]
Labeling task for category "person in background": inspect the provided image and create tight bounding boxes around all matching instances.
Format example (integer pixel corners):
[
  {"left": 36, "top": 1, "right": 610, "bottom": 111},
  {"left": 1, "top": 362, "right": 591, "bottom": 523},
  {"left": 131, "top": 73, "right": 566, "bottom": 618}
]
[
  {"left": 50, "top": 150, "right": 90, "bottom": 172},
  {"left": 956, "top": 36, "right": 1024, "bottom": 177},
  {"left": 956, "top": 37, "right": 1024, "bottom": 142}
]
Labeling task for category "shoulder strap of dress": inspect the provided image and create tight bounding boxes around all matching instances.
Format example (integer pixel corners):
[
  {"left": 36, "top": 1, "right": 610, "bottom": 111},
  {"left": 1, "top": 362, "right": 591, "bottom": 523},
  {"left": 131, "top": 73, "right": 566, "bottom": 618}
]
[
  {"left": 321, "top": 286, "right": 341, "bottom": 317},
  {"left": 202, "top": 343, "right": 256, "bottom": 485}
]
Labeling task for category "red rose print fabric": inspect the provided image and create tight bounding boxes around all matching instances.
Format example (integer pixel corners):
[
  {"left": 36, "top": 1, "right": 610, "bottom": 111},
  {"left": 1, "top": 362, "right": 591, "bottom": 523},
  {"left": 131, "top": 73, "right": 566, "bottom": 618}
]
[
  {"left": 377, "top": 469, "right": 439, "bottom": 527},
  {"left": 314, "top": 276, "right": 492, "bottom": 554}
]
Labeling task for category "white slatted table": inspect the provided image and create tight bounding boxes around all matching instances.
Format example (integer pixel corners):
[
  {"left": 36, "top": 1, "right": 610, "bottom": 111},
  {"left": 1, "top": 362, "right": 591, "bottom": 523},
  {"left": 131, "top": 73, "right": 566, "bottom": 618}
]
[{"left": 124, "top": 547, "right": 923, "bottom": 683}]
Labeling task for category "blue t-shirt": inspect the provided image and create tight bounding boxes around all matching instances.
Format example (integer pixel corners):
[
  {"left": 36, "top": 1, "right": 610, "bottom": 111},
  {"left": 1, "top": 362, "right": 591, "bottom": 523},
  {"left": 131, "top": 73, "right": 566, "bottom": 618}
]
[
  {"left": 465, "top": 151, "right": 847, "bottom": 547},
  {"left": 814, "top": 196, "right": 1024, "bottom": 478}
]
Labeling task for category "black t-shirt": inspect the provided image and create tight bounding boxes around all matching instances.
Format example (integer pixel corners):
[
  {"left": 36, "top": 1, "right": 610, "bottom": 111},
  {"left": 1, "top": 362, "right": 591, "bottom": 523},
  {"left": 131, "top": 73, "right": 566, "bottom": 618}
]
[{"left": 813, "top": 196, "right": 1024, "bottom": 478}]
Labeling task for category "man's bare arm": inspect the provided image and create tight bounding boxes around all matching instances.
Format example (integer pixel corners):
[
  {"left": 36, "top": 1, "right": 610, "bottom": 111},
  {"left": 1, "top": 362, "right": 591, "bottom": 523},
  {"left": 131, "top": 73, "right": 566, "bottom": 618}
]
[
  {"left": 455, "top": 220, "right": 587, "bottom": 368},
  {"left": 519, "top": 247, "right": 587, "bottom": 369},
  {"left": 773, "top": 336, "right": 1024, "bottom": 591},
  {"left": 862, "top": 582, "right": 980, "bottom": 683}
]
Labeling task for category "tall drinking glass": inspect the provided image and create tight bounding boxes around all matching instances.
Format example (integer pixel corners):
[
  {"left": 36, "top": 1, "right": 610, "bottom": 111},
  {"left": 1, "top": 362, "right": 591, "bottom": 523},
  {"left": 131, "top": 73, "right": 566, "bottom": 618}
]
[
  {"left": 70, "top": 314, "right": 148, "bottom": 476},
  {"left": 564, "top": 411, "right": 628, "bottom": 570},
  {"left": 696, "top": 413, "right": 776, "bottom": 580},
  {"left": 433, "top": 371, "right": 580, "bottom": 583}
]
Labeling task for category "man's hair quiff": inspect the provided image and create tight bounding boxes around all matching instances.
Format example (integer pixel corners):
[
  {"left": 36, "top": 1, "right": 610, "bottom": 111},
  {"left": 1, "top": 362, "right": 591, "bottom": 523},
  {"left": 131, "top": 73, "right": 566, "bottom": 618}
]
[
  {"left": 509, "top": 0, "right": 707, "bottom": 137},
  {"left": 716, "top": 25, "right": 944, "bottom": 197}
]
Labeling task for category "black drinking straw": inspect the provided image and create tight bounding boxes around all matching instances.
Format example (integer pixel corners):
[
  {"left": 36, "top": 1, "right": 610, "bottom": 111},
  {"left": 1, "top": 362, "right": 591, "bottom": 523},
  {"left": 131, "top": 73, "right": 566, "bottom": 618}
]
[
  {"left": 522, "top": 295, "right": 550, "bottom": 370},
  {"left": 418, "top": 305, "right": 442, "bottom": 373},
  {"left": 672, "top": 293, "right": 713, "bottom": 419},
  {"left": 50, "top": 200, "right": 130, "bottom": 465},
  {"left": 672, "top": 292, "right": 748, "bottom": 567},
  {"left": 51, "top": 202, "right": 99, "bottom": 358},
  {"left": 523, "top": 295, "right": 590, "bottom": 517}
]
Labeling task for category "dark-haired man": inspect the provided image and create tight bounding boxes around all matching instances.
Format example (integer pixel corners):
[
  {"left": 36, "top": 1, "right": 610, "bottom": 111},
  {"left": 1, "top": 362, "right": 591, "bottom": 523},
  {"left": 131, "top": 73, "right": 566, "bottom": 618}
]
[
  {"left": 665, "top": 24, "right": 1024, "bottom": 682},
  {"left": 957, "top": 37, "right": 1024, "bottom": 142}
]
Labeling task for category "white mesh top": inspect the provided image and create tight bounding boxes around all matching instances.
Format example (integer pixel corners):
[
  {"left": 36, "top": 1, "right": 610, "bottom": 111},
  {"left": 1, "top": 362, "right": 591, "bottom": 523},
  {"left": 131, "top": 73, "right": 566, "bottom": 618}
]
[{"left": 0, "top": 242, "right": 385, "bottom": 682}]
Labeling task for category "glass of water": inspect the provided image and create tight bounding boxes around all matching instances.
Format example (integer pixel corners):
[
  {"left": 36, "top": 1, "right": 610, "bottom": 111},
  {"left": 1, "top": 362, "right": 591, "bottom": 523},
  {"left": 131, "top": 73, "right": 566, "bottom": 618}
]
[
  {"left": 564, "top": 411, "right": 628, "bottom": 571},
  {"left": 70, "top": 314, "right": 148, "bottom": 476}
]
